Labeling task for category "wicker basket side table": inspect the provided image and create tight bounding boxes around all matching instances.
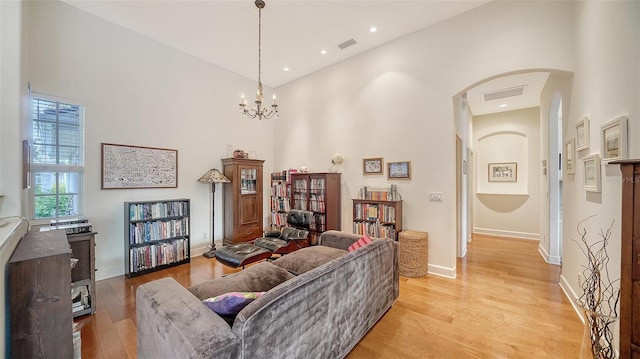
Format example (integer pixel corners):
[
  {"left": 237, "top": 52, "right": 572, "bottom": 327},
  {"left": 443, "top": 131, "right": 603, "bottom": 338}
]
[{"left": 398, "top": 230, "right": 428, "bottom": 277}]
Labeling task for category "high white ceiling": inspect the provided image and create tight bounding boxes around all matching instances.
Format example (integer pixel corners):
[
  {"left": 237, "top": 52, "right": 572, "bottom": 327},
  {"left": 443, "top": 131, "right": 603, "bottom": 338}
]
[
  {"left": 63, "top": 0, "right": 491, "bottom": 88},
  {"left": 63, "top": 0, "right": 548, "bottom": 114}
]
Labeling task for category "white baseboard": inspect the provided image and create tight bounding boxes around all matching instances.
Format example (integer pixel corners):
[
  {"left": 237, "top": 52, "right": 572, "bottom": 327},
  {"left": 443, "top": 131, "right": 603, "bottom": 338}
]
[
  {"left": 96, "top": 266, "right": 123, "bottom": 281},
  {"left": 428, "top": 264, "right": 457, "bottom": 279},
  {"left": 538, "top": 243, "right": 561, "bottom": 265},
  {"left": 473, "top": 227, "right": 540, "bottom": 240},
  {"left": 559, "top": 274, "right": 585, "bottom": 324}
]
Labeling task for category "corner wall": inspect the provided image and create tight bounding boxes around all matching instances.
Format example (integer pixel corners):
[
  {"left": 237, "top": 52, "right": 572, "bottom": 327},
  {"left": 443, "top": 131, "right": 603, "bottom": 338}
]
[
  {"left": 274, "top": 1, "right": 575, "bottom": 277},
  {"left": 0, "top": 0, "right": 27, "bottom": 218},
  {"left": 560, "top": 0, "right": 640, "bottom": 350}
]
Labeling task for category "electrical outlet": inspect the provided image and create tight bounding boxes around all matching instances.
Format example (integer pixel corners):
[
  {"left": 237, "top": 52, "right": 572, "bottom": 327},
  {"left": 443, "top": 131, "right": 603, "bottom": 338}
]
[
  {"left": 577, "top": 272, "right": 583, "bottom": 286},
  {"left": 429, "top": 192, "right": 443, "bottom": 202}
]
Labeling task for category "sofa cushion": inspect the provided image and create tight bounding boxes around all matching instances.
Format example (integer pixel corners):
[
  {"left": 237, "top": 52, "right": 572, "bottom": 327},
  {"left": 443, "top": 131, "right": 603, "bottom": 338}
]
[
  {"left": 203, "top": 291, "right": 265, "bottom": 316},
  {"left": 188, "top": 262, "right": 295, "bottom": 300},
  {"left": 273, "top": 245, "right": 348, "bottom": 275},
  {"left": 348, "top": 234, "right": 372, "bottom": 252}
]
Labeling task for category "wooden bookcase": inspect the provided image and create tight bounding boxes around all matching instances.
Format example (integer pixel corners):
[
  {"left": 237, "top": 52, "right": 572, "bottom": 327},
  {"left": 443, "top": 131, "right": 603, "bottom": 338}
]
[
  {"left": 9, "top": 229, "right": 74, "bottom": 358},
  {"left": 222, "top": 158, "right": 265, "bottom": 244},
  {"left": 270, "top": 170, "right": 292, "bottom": 230},
  {"left": 68, "top": 231, "right": 97, "bottom": 317},
  {"left": 352, "top": 199, "right": 403, "bottom": 240},
  {"left": 124, "top": 199, "right": 190, "bottom": 278},
  {"left": 613, "top": 160, "right": 640, "bottom": 358},
  {"left": 290, "top": 172, "right": 341, "bottom": 244}
]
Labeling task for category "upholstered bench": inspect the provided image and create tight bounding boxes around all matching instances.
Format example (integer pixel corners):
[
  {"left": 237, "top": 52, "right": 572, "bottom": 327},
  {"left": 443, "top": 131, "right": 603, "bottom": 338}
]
[{"left": 214, "top": 242, "right": 272, "bottom": 269}]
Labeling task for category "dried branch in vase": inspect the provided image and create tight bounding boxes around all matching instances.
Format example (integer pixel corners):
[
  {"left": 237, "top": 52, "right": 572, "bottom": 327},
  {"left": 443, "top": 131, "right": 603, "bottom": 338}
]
[{"left": 573, "top": 216, "right": 620, "bottom": 359}]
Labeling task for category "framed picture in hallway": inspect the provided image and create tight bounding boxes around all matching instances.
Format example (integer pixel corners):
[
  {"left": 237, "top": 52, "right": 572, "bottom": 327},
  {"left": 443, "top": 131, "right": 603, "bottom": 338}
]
[
  {"left": 488, "top": 162, "right": 517, "bottom": 182},
  {"left": 363, "top": 157, "right": 383, "bottom": 175},
  {"left": 582, "top": 154, "right": 601, "bottom": 192},
  {"left": 387, "top": 161, "right": 411, "bottom": 180},
  {"left": 600, "top": 115, "right": 627, "bottom": 163},
  {"left": 576, "top": 116, "right": 590, "bottom": 151},
  {"left": 564, "top": 138, "right": 575, "bottom": 175}
]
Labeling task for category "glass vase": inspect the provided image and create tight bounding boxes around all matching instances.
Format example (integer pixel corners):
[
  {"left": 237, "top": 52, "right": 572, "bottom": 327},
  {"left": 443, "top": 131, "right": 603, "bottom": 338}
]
[{"left": 579, "top": 308, "right": 618, "bottom": 359}]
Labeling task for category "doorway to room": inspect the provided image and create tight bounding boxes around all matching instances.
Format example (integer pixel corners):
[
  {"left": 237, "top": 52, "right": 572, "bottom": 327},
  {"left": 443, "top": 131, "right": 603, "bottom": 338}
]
[{"left": 455, "top": 70, "right": 571, "bottom": 268}]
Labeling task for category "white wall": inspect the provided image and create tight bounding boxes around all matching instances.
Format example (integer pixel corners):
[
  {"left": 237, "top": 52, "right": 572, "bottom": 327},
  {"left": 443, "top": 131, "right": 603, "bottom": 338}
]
[
  {"left": 473, "top": 107, "right": 541, "bottom": 239},
  {"left": 0, "top": 0, "right": 27, "bottom": 218},
  {"left": 23, "top": 1, "right": 276, "bottom": 279},
  {"left": 274, "top": 1, "right": 575, "bottom": 278},
  {"left": 559, "top": 0, "right": 640, "bottom": 349},
  {"left": 454, "top": 93, "right": 472, "bottom": 257},
  {"left": 539, "top": 72, "right": 573, "bottom": 265}
]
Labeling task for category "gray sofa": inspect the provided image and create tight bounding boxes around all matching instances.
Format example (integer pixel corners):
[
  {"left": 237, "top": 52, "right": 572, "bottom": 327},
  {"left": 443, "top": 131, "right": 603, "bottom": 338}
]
[{"left": 136, "top": 230, "right": 399, "bottom": 359}]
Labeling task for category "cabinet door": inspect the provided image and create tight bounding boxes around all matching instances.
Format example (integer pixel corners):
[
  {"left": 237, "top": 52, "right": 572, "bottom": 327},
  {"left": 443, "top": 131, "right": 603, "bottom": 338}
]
[{"left": 292, "top": 177, "right": 309, "bottom": 210}]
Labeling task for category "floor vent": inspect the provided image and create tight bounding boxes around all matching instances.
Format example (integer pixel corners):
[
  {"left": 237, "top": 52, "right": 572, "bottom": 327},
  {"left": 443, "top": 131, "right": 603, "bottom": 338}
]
[
  {"left": 338, "top": 38, "right": 357, "bottom": 50},
  {"left": 483, "top": 85, "right": 527, "bottom": 101}
]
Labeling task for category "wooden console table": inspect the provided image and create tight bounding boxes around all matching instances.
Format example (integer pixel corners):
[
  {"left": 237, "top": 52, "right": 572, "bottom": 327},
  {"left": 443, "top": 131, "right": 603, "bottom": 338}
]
[{"left": 9, "top": 229, "right": 73, "bottom": 358}]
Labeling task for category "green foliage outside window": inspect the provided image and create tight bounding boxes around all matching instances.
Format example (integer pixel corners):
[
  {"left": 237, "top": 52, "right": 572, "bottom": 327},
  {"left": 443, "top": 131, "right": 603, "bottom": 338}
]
[{"left": 35, "top": 182, "right": 73, "bottom": 218}]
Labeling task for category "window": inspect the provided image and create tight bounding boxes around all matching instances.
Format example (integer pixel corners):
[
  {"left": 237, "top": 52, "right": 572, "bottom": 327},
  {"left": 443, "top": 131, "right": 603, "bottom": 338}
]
[{"left": 31, "top": 96, "right": 84, "bottom": 219}]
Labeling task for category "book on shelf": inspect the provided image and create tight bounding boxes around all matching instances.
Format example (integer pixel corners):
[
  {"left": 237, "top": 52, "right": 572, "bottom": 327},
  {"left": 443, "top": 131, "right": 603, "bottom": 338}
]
[
  {"left": 352, "top": 221, "right": 396, "bottom": 239},
  {"left": 129, "top": 201, "right": 188, "bottom": 221},
  {"left": 358, "top": 185, "right": 402, "bottom": 201},
  {"left": 271, "top": 169, "right": 297, "bottom": 182}
]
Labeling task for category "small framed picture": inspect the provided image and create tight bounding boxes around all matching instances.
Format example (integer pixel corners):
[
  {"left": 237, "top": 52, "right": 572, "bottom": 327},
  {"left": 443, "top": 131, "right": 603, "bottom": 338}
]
[
  {"left": 363, "top": 157, "right": 383, "bottom": 175},
  {"left": 583, "top": 154, "right": 601, "bottom": 192},
  {"left": 488, "top": 162, "right": 517, "bottom": 182},
  {"left": 387, "top": 161, "right": 411, "bottom": 180},
  {"left": 600, "top": 115, "right": 628, "bottom": 163},
  {"left": 576, "top": 116, "right": 590, "bottom": 151},
  {"left": 564, "top": 138, "right": 575, "bottom": 175}
]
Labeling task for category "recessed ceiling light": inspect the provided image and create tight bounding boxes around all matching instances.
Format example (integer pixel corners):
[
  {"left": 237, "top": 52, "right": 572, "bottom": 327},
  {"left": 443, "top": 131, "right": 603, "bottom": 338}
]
[
  {"left": 320, "top": 50, "right": 327, "bottom": 55},
  {"left": 499, "top": 104, "right": 508, "bottom": 108},
  {"left": 283, "top": 67, "right": 289, "bottom": 71},
  {"left": 369, "top": 27, "right": 377, "bottom": 33}
]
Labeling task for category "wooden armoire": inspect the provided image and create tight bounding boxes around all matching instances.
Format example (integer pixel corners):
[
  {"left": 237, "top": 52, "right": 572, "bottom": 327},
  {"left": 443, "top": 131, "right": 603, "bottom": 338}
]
[
  {"left": 222, "top": 158, "right": 264, "bottom": 245},
  {"left": 613, "top": 159, "right": 640, "bottom": 358}
]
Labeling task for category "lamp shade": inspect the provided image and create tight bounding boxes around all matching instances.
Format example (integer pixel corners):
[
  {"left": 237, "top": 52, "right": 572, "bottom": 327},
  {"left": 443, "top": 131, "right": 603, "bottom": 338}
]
[{"left": 198, "top": 168, "right": 230, "bottom": 184}]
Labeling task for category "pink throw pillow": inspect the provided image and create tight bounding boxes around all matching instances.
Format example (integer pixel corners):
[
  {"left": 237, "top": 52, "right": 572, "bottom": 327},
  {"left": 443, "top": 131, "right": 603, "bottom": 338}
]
[{"left": 348, "top": 234, "right": 372, "bottom": 252}]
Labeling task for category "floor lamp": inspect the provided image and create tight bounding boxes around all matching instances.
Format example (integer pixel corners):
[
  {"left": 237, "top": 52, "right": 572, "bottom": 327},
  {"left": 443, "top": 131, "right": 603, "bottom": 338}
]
[{"left": 198, "top": 168, "right": 230, "bottom": 258}]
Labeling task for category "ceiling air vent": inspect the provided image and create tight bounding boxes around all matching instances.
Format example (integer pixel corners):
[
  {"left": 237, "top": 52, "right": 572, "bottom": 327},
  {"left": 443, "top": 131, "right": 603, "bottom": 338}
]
[
  {"left": 482, "top": 85, "right": 527, "bottom": 102},
  {"left": 338, "top": 38, "right": 357, "bottom": 50}
]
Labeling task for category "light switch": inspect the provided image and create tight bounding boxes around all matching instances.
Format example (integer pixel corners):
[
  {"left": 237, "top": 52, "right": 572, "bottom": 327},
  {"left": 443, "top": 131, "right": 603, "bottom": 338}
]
[{"left": 429, "top": 192, "right": 443, "bottom": 202}]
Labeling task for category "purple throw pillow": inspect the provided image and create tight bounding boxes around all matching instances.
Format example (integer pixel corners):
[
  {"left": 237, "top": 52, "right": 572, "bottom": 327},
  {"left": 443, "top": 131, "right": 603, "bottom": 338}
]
[{"left": 202, "top": 291, "right": 265, "bottom": 316}]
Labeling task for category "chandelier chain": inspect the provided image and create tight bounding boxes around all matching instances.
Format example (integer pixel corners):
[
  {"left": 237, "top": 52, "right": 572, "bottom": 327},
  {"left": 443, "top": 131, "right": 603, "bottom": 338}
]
[
  {"left": 257, "top": 6, "right": 262, "bottom": 88},
  {"left": 238, "top": 0, "right": 278, "bottom": 120}
]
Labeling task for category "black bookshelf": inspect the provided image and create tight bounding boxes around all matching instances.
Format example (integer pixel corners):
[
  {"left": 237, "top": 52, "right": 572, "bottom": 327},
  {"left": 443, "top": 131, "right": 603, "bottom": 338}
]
[{"left": 124, "top": 199, "right": 190, "bottom": 278}]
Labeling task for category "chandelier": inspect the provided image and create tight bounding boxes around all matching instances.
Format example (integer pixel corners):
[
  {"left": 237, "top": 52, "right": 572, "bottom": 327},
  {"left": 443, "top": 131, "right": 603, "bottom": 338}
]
[{"left": 239, "top": 0, "right": 279, "bottom": 120}]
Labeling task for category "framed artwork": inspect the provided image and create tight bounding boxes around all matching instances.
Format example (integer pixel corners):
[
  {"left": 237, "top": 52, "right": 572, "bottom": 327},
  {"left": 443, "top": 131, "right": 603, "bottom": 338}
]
[
  {"left": 582, "top": 154, "right": 601, "bottom": 192},
  {"left": 363, "top": 157, "right": 383, "bottom": 175},
  {"left": 576, "top": 116, "right": 590, "bottom": 151},
  {"left": 600, "top": 115, "right": 628, "bottom": 162},
  {"left": 387, "top": 161, "right": 411, "bottom": 180},
  {"left": 102, "top": 143, "right": 178, "bottom": 189},
  {"left": 488, "top": 162, "right": 517, "bottom": 182},
  {"left": 564, "top": 138, "right": 575, "bottom": 174}
]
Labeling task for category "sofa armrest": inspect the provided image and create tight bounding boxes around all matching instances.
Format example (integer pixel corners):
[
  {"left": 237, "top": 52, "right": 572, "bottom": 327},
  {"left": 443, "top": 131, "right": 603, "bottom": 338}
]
[
  {"left": 318, "top": 230, "right": 363, "bottom": 251},
  {"left": 137, "top": 277, "right": 240, "bottom": 359}
]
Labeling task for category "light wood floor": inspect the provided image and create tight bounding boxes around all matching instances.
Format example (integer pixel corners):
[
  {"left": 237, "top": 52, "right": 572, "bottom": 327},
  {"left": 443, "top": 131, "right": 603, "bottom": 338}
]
[{"left": 77, "top": 234, "right": 583, "bottom": 358}]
